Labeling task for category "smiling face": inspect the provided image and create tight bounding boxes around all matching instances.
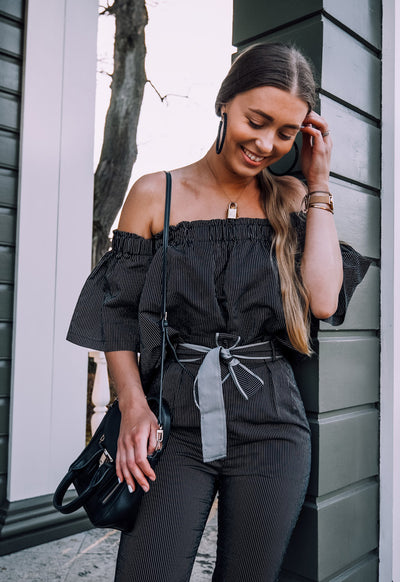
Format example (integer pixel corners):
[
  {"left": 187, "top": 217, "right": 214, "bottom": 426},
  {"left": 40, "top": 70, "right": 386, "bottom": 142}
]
[{"left": 220, "top": 86, "right": 308, "bottom": 176}]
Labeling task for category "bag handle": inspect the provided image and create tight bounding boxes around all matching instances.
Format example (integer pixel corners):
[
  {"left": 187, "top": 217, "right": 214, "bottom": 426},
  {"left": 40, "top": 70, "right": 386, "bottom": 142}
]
[{"left": 53, "top": 458, "right": 111, "bottom": 514}]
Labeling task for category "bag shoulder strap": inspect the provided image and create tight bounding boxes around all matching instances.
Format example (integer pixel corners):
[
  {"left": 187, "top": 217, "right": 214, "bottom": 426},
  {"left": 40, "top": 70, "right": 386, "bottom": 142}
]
[
  {"left": 161, "top": 171, "right": 171, "bottom": 318},
  {"left": 157, "top": 172, "right": 171, "bottom": 427}
]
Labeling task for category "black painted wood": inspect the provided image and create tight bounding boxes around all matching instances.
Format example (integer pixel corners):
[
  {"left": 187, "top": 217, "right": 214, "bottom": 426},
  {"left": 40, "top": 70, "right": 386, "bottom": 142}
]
[
  {"left": 284, "top": 481, "right": 378, "bottom": 579},
  {"left": 0, "top": 494, "right": 93, "bottom": 556},
  {"left": 0, "top": 169, "right": 18, "bottom": 207},
  {"left": 0, "top": 435, "right": 8, "bottom": 471},
  {"left": 281, "top": 553, "right": 379, "bottom": 582},
  {"left": 0, "top": 18, "right": 23, "bottom": 57},
  {"left": 0, "top": 361, "right": 11, "bottom": 397},
  {"left": 0, "top": 0, "right": 25, "bottom": 21},
  {"left": 0, "top": 211, "right": 16, "bottom": 246},
  {"left": 0, "top": 55, "right": 21, "bottom": 94},
  {"left": 331, "top": 181, "right": 380, "bottom": 259},
  {"left": 232, "top": 0, "right": 381, "bottom": 578},
  {"left": 322, "top": 19, "right": 381, "bottom": 119},
  {"left": 322, "top": 96, "right": 380, "bottom": 190},
  {"left": 0, "top": 93, "right": 20, "bottom": 130},
  {"left": 0, "top": 285, "right": 12, "bottom": 320},
  {"left": 321, "top": 267, "right": 380, "bottom": 331},
  {"left": 0, "top": 398, "right": 9, "bottom": 434},
  {"left": 308, "top": 408, "right": 379, "bottom": 496},
  {"left": 233, "top": 0, "right": 322, "bottom": 46},
  {"left": 233, "top": 0, "right": 381, "bottom": 50},
  {"left": 0, "top": 0, "right": 23, "bottom": 533},
  {"left": 0, "top": 131, "right": 19, "bottom": 168},
  {"left": 0, "top": 247, "right": 14, "bottom": 283},
  {"left": 0, "top": 323, "right": 12, "bottom": 358},
  {"left": 324, "top": 0, "right": 381, "bottom": 49}
]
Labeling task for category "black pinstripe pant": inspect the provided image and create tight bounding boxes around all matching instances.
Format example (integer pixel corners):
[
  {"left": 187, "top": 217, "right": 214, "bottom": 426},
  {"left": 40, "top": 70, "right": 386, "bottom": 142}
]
[{"left": 114, "top": 355, "right": 311, "bottom": 582}]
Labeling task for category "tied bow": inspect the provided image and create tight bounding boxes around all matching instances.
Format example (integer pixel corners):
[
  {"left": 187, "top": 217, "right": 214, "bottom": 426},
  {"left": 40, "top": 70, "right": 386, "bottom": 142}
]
[{"left": 179, "top": 335, "right": 267, "bottom": 463}]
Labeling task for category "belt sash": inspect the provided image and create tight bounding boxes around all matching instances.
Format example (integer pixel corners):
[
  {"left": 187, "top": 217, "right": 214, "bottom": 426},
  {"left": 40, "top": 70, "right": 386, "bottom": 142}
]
[{"left": 177, "top": 334, "right": 282, "bottom": 463}]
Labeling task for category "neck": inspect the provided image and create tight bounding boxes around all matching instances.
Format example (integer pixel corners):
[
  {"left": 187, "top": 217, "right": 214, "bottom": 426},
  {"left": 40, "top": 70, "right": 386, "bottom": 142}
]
[{"left": 204, "top": 149, "right": 256, "bottom": 194}]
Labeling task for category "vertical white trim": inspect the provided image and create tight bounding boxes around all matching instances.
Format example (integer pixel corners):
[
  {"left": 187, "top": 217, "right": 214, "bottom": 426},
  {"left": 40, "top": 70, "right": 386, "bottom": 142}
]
[
  {"left": 381, "top": 1, "right": 400, "bottom": 580},
  {"left": 8, "top": 0, "right": 98, "bottom": 500}
]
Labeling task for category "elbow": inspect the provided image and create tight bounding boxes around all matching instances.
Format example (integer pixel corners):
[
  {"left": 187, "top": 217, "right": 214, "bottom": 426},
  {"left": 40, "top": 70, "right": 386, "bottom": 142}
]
[
  {"left": 310, "top": 296, "right": 339, "bottom": 320},
  {"left": 306, "top": 272, "right": 343, "bottom": 320}
]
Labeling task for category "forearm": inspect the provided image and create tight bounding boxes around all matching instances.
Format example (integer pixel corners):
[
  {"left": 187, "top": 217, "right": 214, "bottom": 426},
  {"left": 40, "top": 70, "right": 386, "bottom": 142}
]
[
  {"left": 105, "top": 350, "right": 148, "bottom": 412},
  {"left": 299, "top": 113, "right": 343, "bottom": 318},
  {"left": 301, "top": 207, "right": 343, "bottom": 319}
]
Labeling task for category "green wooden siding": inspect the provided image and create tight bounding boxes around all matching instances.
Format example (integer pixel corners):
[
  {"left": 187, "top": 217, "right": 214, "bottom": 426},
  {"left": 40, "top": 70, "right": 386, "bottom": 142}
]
[
  {"left": 0, "top": 0, "right": 25, "bottom": 506},
  {"left": 233, "top": 1, "right": 380, "bottom": 580}
]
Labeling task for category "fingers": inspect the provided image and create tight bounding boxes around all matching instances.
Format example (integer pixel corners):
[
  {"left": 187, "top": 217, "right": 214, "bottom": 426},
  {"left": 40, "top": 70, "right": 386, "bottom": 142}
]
[
  {"left": 116, "top": 412, "right": 158, "bottom": 494},
  {"left": 117, "top": 439, "right": 156, "bottom": 494},
  {"left": 302, "top": 110, "right": 328, "bottom": 131},
  {"left": 147, "top": 424, "right": 159, "bottom": 456},
  {"left": 299, "top": 112, "right": 332, "bottom": 188},
  {"left": 301, "top": 127, "right": 332, "bottom": 160},
  {"left": 301, "top": 111, "right": 332, "bottom": 148}
]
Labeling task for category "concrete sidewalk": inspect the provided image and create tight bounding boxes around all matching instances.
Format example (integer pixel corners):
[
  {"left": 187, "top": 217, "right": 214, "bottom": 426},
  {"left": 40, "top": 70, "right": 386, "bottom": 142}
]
[{"left": 0, "top": 508, "right": 217, "bottom": 582}]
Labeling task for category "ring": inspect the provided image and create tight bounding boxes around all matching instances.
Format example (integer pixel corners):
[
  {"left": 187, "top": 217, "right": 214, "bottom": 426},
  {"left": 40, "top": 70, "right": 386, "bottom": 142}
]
[{"left": 322, "top": 131, "right": 330, "bottom": 137}]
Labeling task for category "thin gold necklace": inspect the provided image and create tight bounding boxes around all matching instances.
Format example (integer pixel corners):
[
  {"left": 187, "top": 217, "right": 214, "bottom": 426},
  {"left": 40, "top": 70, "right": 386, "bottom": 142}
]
[{"left": 205, "top": 157, "right": 253, "bottom": 219}]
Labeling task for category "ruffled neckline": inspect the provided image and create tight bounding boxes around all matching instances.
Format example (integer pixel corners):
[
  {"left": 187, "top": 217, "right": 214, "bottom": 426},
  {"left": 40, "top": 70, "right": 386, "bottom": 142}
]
[{"left": 112, "top": 213, "right": 306, "bottom": 254}]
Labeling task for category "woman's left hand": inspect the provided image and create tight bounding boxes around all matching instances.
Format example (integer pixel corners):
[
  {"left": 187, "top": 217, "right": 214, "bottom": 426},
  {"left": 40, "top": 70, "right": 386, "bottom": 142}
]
[{"left": 300, "top": 111, "right": 332, "bottom": 190}]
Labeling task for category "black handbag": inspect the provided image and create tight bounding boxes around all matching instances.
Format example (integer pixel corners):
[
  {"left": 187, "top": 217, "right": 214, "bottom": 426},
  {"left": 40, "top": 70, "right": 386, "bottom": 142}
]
[{"left": 53, "top": 172, "right": 172, "bottom": 532}]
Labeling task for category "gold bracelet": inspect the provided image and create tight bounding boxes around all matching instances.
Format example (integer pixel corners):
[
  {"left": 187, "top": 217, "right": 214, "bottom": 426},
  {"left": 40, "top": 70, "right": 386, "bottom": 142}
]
[
  {"left": 303, "top": 191, "right": 334, "bottom": 213},
  {"left": 307, "top": 202, "right": 334, "bottom": 214}
]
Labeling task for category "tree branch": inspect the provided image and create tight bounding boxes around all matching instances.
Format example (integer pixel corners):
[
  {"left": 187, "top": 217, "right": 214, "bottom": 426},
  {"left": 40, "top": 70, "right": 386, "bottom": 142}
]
[{"left": 146, "top": 79, "right": 189, "bottom": 103}]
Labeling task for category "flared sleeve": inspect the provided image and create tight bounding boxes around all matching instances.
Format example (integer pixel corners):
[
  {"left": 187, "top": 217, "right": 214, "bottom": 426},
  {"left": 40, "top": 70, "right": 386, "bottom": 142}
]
[
  {"left": 322, "top": 242, "right": 372, "bottom": 326},
  {"left": 291, "top": 212, "right": 373, "bottom": 327},
  {"left": 66, "top": 230, "right": 155, "bottom": 352}
]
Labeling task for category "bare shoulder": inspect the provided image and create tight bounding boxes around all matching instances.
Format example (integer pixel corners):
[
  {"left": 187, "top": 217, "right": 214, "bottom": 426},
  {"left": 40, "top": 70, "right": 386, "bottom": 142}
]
[
  {"left": 118, "top": 172, "right": 168, "bottom": 237},
  {"left": 275, "top": 175, "right": 307, "bottom": 212}
]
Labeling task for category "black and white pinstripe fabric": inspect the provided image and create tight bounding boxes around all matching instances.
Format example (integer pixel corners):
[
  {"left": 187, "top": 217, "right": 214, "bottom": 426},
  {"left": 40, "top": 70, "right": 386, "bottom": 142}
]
[
  {"left": 115, "top": 351, "right": 311, "bottom": 582},
  {"left": 67, "top": 214, "right": 371, "bottom": 581}
]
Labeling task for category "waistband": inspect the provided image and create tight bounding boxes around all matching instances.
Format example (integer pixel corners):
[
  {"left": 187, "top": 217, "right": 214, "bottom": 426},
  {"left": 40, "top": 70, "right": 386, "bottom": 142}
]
[{"left": 174, "top": 333, "right": 283, "bottom": 463}]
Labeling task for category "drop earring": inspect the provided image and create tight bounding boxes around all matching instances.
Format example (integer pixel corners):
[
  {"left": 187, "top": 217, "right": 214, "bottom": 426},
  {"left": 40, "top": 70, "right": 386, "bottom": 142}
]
[
  {"left": 268, "top": 142, "right": 299, "bottom": 176},
  {"left": 216, "top": 112, "right": 227, "bottom": 155}
]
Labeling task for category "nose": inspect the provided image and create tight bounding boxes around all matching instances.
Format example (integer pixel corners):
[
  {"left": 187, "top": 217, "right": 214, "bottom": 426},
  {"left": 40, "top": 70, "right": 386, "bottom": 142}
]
[{"left": 254, "top": 131, "right": 274, "bottom": 155}]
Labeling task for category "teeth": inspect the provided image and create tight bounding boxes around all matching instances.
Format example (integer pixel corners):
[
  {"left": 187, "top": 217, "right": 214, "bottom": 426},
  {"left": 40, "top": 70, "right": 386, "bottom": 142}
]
[{"left": 243, "top": 147, "right": 263, "bottom": 162}]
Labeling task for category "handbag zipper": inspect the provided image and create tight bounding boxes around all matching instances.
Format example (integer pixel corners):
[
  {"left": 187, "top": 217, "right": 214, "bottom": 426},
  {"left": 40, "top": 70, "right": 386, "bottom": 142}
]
[{"left": 102, "top": 480, "right": 121, "bottom": 504}]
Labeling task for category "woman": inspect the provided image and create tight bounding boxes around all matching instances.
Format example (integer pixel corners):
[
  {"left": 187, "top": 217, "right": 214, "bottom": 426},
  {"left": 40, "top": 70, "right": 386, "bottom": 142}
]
[{"left": 67, "top": 43, "right": 371, "bottom": 581}]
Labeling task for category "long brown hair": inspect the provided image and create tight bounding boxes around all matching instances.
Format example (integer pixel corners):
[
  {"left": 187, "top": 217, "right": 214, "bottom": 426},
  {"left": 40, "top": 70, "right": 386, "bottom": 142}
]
[{"left": 215, "top": 43, "right": 316, "bottom": 354}]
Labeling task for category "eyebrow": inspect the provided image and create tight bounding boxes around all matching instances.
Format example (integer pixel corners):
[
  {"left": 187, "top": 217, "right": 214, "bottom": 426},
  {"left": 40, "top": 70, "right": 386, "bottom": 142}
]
[{"left": 248, "top": 108, "right": 301, "bottom": 130}]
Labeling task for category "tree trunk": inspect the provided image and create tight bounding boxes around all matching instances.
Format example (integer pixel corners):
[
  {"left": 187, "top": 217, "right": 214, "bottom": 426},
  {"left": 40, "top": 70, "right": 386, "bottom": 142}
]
[{"left": 93, "top": 0, "right": 148, "bottom": 265}]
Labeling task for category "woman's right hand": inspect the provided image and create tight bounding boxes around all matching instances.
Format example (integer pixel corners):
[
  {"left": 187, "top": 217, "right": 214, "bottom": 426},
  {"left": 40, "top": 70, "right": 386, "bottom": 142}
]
[
  {"left": 116, "top": 400, "right": 160, "bottom": 493},
  {"left": 104, "top": 351, "right": 160, "bottom": 493}
]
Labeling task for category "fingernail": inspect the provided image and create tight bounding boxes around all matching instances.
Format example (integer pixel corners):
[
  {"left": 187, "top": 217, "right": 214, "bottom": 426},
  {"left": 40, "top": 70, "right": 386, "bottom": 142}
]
[
  {"left": 117, "top": 477, "right": 121, "bottom": 484},
  {"left": 143, "top": 485, "right": 150, "bottom": 493},
  {"left": 128, "top": 484, "right": 134, "bottom": 494}
]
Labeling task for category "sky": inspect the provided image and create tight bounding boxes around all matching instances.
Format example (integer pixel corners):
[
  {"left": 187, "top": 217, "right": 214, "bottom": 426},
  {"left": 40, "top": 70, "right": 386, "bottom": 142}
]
[{"left": 94, "top": 0, "right": 234, "bottom": 221}]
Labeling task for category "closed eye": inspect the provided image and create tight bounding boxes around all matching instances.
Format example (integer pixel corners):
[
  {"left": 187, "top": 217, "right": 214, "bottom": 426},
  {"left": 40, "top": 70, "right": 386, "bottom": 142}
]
[
  {"left": 248, "top": 120, "right": 263, "bottom": 129},
  {"left": 279, "top": 133, "right": 294, "bottom": 141},
  {"left": 280, "top": 129, "right": 299, "bottom": 141}
]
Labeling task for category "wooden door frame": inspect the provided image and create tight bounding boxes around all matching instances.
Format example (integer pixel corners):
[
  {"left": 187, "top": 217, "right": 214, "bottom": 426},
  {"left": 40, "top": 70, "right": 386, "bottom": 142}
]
[
  {"left": 380, "top": 1, "right": 400, "bottom": 580},
  {"left": 8, "top": 0, "right": 97, "bottom": 501}
]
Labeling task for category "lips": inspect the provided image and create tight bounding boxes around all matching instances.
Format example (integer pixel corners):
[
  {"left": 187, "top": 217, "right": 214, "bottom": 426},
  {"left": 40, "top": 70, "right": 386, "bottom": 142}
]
[{"left": 241, "top": 146, "right": 265, "bottom": 164}]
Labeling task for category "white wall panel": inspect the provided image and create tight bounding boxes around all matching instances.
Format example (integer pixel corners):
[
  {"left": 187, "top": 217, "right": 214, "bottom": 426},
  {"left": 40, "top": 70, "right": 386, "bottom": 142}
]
[{"left": 8, "top": 0, "right": 97, "bottom": 501}]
